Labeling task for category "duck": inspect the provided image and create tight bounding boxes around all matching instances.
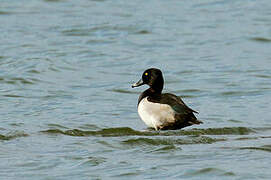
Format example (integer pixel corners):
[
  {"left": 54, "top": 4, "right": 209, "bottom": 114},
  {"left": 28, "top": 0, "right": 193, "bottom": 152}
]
[{"left": 132, "top": 68, "right": 202, "bottom": 130}]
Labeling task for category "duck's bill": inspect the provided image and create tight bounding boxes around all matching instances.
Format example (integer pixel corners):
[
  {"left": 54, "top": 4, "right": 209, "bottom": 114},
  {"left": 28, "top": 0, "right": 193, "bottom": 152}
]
[{"left": 132, "top": 79, "right": 144, "bottom": 88}]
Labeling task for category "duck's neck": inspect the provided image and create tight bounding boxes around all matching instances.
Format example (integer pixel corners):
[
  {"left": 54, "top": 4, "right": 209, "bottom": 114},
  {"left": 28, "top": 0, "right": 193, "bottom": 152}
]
[
  {"left": 137, "top": 78, "right": 164, "bottom": 106},
  {"left": 149, "top": 87, "right": 162, "bottom": 95},
  {"left": 150, "top": 77, "right": 164, "bottom": 94},
  {"left": 138, "top": 87, "right": 161, "bottom": 105},
  {"left": 138, "top": 88, "right": 162, "bottom": 106}
]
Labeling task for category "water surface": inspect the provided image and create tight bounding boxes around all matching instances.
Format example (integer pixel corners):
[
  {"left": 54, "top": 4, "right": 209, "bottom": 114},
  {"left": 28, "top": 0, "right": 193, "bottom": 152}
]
[{"left": 1, "top": 0, "right": 271, "bottom": 179}]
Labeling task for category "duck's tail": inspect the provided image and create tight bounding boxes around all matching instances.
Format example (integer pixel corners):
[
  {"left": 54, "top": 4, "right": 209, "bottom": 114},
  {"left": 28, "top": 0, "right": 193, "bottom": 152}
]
[{"left": 188, "top": 119, "right": 203, "bottom": 125}]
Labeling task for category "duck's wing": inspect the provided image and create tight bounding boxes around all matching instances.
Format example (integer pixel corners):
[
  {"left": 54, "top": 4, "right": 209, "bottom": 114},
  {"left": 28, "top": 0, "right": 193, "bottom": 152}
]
[
  {"left": 160, "top": 93, "right": 202, "bottom": 127},
  {"left": 160, "top": 93, "right": 197, "bottom": 113}
]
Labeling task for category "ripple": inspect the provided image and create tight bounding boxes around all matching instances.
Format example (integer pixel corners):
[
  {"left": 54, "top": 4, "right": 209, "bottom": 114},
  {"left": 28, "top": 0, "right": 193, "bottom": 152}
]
[
  {"left": 47, "top": 124, "right": 69, "bottom": 129},
  {"left": 135, "top": 30, "right": 151, "bottom": 34},
  {"left": 183, "top": 168, "right": 235, "bottom": 177},
  {"left": 80, "top": 156, "right": 107, "bottom": 166},
  {"left": 250, "top": 37, "right": 271, "bottom": 43},
  {"left": 174, "top": 127, "right": 255, "bottom": 136},
  {"left": 176, "top": 89, "right": 202, "bottom": 93},
  {"left": 218, "top": 90, "right": 262, "bottom": 97},
  {"left": 176, "top": 70, "right": 194, "bottom": 75},
  {"left": 41, "top": 127, "right": 146, "bottom": 137},
  {"left": 3, "top": 94, "right": 25, "bottom": 98},
  {"left": 86, "top": 39, "right": 115, "bottom": 45},
  {"left": 122, "top": 136, "right": 225, "bottom": 146},
  {"left": 151, "top": 145, "right": 180, "bottom": 153},
  {"left": 9, "top": 123, "right": 24, "bottom": 127},
  {"left": 0, "top": 11, "right": 12, "bottom": 15},
  {"left": 61, "top": 29, "right": 93, "bottom": 37},
  {"left": 27, "top": 69, "right": 40, "bottom": 74},
  {"left": 109, "top": 89, "right": 138, "bottom": 94},
  {"left": 62, "top": 25, "right": 150, "bottom": 37},
  {"left": 78, "top": 124, "right": 101, "bottom": 130},
  {"left": 3, "top": 77, "right": 34, "bottom": 85},
  {"left": 44, "top": 0, "right": 63, "bottom": 2},
  {"left": 0, "top": 132, "right": 29, "bottom": 141},
  {"left": 41, "top": 126, "right": 256, "bottom": 137},
  {"left": 240, "top": 145, "right": 271, "bottom": 152},
  {"left": 253, "top": 74, "right": 271, "bottom": 79}
]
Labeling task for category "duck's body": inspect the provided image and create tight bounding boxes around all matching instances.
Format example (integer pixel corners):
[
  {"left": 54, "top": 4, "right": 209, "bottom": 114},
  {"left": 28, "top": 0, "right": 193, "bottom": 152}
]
[
  {"left": 132, "top": 68, "right": 202, "bottom": 130},
  {"left": 137, "top": 92, "right": 200, "bottom": 130}
]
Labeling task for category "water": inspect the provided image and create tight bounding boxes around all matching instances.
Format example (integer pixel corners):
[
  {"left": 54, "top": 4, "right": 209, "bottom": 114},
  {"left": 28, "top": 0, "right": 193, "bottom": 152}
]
[{"left": 1, "top": 0, "right": 271, "bottom": 179}]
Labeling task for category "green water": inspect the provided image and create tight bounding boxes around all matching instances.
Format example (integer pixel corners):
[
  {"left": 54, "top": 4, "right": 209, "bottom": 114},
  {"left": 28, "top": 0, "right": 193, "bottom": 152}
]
[{"left": 1, "top": 0, "right": 271, "bottom": 179}]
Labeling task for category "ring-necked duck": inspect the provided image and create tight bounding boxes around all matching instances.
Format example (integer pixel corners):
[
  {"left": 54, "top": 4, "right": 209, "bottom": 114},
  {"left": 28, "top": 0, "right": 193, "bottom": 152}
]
[{"left": 132, "top": 68, "right": 202, "bottom": 130}]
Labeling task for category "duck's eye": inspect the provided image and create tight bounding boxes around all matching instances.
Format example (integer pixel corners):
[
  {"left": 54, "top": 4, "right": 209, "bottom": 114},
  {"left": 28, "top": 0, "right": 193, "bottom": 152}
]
[{"left": 145, "top": 72, "right": 148, "bottom": 76}]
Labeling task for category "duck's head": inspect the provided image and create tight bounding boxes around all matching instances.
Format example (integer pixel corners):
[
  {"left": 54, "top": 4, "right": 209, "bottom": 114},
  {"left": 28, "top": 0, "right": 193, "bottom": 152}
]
[{"left": 132, "top": 68, "right": 164, "bottom": 92}]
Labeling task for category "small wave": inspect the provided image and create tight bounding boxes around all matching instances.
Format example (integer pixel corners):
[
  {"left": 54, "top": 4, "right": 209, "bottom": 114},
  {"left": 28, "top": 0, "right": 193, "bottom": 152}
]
[
  {"left": 3, "top": 94, "right": 25, "bottom": 98},
  {"left": 44, "top": 0, "right": 63, "bottom": 2},
  {"left": 152, "top": 145, "right": 180, "bottom": 152},
  {"left": 184, "top": 127, "right": 255, "bottom": 135},
  {"left": 27, "top": 69, "right": 40, "bottom": 74},
  {"left": 41, "top": 126, "right": 255, "bottom": 137},
  {"left": 41, "top": 127, "right": 149, "bottom": 137},
  {"left": 240, "top": 145, "right": 271, "bottom": 152},
  {"left": 78, "top": 124, "right": 100, "bottom": 130},
  {"left": 2, "top": 77, "right": 34, "bottom": 85},
  {"left": 122, "top": 136, "right": 225, "bottom": 146},
  {"left": 175, "top": 89, "right": 202, "bottom": 93},
  {"left": 183, "top": 167, "right": 235, "bottom": 177},
  {"left": 109, "top": 89, "right": 138, "bottom": 94},
  {"left": 253, "top": 74, "right": 271, "bottom": 79},
  {"left": 218, "top": 90, "right": 262, "bottom": 97},
  {"left": 0, "top": 132, "right": 29, "bottom": 141},
  {"left": 61, "top": 29, "right": 93, "bottom": 37},
  {"left": 250, "top": 37, "right": 271, "bottom": 43},
  {"left": 47, "top": 124, "right": 69, "bottom": 129},
  {"left": 86, "top": 39, "right": 114, "bottom": 45},
  {"left": 80, "top": 156, "right": 107, "bottom": 166},
  {"left": 135, "top": 30, "right": 151, "bottom": 34},
  {"left": 0, "top": 11, "right": 12, "bottom": 15}
]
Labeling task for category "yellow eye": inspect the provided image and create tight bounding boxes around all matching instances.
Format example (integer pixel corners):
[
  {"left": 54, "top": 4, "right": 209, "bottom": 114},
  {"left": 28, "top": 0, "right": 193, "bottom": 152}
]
[{"left": 145, "top": 72, "right": 148, "bottom": 76}]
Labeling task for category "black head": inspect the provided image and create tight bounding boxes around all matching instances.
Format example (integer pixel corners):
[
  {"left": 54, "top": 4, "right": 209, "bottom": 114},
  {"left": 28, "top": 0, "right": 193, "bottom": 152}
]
[{"left": 132, "top": 68, "right": 164, "bottom": 92}]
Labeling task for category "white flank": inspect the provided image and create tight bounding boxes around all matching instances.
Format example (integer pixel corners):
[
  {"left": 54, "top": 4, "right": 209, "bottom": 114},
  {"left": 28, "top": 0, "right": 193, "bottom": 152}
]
[{"left": 138, "top": 97, "right": 176, "bottom": 130}]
